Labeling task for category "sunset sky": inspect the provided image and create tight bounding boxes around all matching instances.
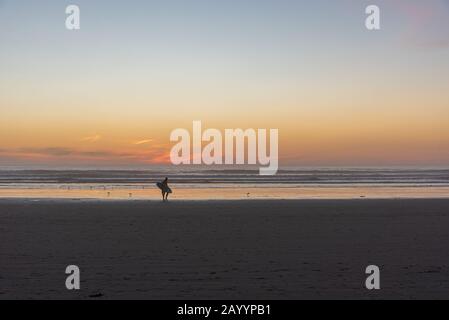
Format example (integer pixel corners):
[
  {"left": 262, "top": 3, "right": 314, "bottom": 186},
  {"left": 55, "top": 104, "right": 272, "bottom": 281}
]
[{"left": 1, "top": 0, "right": 449, "bottom": 168}]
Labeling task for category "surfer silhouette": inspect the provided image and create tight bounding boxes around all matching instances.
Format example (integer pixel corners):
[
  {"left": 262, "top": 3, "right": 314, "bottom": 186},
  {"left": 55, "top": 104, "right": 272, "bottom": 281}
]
[{"left": 156, "top": 177, "right": 172, "bottom": 201}]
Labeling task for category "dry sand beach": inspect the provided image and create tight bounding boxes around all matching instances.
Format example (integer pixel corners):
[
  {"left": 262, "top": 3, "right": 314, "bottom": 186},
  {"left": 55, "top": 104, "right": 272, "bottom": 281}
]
[{"left": 1, "top": 198, "right": 449, "bottom": 299}]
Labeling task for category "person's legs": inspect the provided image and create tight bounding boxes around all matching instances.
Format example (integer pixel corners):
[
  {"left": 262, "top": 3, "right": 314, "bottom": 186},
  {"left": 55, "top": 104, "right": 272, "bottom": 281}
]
[
  {"left": 161, "top": 190, "right": 165, "bottom": 201},
  {"left": 165, "top": 192, "right": 169, "bottom": 201}
]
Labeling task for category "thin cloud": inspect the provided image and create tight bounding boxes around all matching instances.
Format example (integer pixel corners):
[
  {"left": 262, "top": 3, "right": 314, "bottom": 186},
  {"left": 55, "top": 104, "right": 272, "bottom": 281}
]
[
  {"left": 81, "top": 134, "right": 101, "bottom": 142},
  {"left": 133, "top": 139, "right": 153, "bottom": 145},
  {"left": 4, "top": 147, "right": 121, "bottom": 158},
  {"left": 0, "top": 146, "right": 172, "bottom": 164},
  {"left": 19, "top": 147, "right": 73, "bottom": 156}
]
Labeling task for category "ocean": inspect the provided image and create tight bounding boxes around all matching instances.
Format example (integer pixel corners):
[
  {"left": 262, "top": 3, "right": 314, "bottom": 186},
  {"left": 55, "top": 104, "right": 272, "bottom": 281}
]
[{"left": 1, "top": 167, "right": 449, "bottom": 200}]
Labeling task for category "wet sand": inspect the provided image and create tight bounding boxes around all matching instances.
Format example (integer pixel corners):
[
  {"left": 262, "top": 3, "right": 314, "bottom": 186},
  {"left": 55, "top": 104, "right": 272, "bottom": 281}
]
[
  {"left": 1, "top": 198, "right": 449, "bottom": 299},
  {"left": 2, "top": 185, "right": 449, "bottom": 200}
]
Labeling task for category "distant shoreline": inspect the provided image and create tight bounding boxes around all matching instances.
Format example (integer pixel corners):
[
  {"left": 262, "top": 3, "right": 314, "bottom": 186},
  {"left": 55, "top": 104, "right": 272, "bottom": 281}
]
[
  {"left": 2, "top": 185, "right": 449, "bottom": 201},
  {"left": 2, "top": 196, "right": 449, "bottom": 202}
]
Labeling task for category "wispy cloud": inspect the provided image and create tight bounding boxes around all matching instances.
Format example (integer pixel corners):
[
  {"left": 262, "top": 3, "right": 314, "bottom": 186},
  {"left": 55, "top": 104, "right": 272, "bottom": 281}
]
[
  {"left": 18, "top": 147, "right": 73, "bottom": 156},
  {"left": 133, "top": 139, "right": 153, "bottom": 145},
  {"left": 10, "top": 147, "right": 133, "bottom": 159},
  {"left": 81, "top": 134, "right": 101, "bottom": 142},
  {"left": 0, "top": 146, "right": 171, "bottom": 164}
]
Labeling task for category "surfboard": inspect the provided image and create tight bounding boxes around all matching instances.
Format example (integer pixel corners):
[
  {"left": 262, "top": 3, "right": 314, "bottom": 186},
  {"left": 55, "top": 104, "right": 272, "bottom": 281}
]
[{"left": 156, "top": 182, "right": 172, "bottom": 193}]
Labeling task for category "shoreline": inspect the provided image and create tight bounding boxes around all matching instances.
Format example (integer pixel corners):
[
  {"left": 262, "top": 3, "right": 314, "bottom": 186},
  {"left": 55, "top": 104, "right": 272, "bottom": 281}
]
[
  {"left": 4, "top": 194, "right": 447, "bottom": 202},
  {"left": 2, "top": 196, "right": 449, "bottom": 203},
  {"left": 1, "top": 185, "right": 449, "bottom": 201}
]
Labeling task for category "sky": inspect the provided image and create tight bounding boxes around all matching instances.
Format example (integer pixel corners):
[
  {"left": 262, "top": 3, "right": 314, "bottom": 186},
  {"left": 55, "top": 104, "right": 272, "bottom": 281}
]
[{"left": 1, "top": 0, "right": 449, "bottom": 168}]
